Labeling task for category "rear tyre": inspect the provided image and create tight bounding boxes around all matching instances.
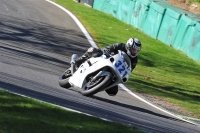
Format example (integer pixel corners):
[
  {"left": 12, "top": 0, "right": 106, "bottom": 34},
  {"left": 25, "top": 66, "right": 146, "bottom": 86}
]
[
  {"left": 81, "top": 72, "right": 112, "bottom": 96},
  {"left": 58, "top": 68, "right": 72, "bottom": 88}
]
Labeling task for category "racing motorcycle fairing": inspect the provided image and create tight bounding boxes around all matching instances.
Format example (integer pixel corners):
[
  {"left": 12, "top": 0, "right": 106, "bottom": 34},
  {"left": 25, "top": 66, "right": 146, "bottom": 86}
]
[
  {"left": 59, "top": 50, "right": 132, "bottom": 96},
  {"left": 68, "top": 50, "right": 132, "bottom": 91}
]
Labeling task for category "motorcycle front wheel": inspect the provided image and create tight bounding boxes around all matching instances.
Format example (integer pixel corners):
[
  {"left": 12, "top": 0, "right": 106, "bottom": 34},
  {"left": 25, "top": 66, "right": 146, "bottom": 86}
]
[{"left": 81, "top": 72, "right": 112, "bottom": 96}]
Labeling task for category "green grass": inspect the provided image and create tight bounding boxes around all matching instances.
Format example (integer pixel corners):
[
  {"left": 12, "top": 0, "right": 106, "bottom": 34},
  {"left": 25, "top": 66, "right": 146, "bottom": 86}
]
[
  {"left": 0, "top": 90, "right": 142, "bottom": 133},
  {"left": 189, "top": 0, "right": 200, "bottom": 3},
  {"left": 53, "top": 0, "right": 200, "bottom": 118}
]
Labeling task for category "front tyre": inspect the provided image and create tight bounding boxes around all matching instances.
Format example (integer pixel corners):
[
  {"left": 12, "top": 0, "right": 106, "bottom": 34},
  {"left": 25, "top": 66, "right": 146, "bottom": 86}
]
[
  {"left": 58, "top": 68, "right": 72, "bottom": 89},
  {"left": 81, "top": 72, "right": 112, "bottom": 96}
]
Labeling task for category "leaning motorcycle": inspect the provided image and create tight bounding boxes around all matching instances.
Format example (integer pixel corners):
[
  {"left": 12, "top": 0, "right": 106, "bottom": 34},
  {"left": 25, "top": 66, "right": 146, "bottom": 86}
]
[{"left": 58, "top": 50, "right": 132, "bottom": 96}]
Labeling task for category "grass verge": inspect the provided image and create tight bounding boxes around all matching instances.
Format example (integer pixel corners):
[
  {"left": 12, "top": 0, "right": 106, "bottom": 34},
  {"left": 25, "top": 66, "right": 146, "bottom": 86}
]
[
  {"left": 0, "top": 89, "right": 142, "bottom": 133},
  {"left": 189, "top": 0, "right": 200, "bottom": 3},
  {"left": 53, "top": 0, "right": 200, "bottom": 118}
]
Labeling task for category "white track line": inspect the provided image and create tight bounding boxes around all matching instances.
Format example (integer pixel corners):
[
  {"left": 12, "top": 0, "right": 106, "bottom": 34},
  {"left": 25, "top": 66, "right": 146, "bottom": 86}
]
[
  {"left": 0, "top": 88, "right": 112, "bottom": 122},
  {"left": 45, "top": 0, "right": 200, "bottom": 126},
  {"left": 46, "top": 0, "right": 97, "bottom": 48}
]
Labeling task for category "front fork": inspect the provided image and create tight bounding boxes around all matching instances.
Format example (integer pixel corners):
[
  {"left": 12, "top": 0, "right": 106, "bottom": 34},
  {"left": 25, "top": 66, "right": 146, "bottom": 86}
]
[{"left": 90, "top": 68, "right": 110, "bottom": 83}]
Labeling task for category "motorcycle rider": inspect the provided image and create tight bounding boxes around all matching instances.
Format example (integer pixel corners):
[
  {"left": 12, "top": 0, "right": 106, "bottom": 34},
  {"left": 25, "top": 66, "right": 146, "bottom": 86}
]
[{"left": 74, "top": 37, "right": 142, "bottom": 96}]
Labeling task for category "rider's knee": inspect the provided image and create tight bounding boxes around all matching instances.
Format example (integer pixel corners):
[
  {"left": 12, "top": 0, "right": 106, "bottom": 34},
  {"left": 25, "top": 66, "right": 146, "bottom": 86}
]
[
  {"left": 105, "top": 85, "right": 118, "bottom": 96},
  {"left": 87, "top": 47, "right": 103, "bottom": 57}
]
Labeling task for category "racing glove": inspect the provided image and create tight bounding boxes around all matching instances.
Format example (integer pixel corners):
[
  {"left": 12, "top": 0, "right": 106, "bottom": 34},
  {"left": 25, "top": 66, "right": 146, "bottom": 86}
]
[{"left": 102, "top": 49, "right": 110, "bottom": 56}]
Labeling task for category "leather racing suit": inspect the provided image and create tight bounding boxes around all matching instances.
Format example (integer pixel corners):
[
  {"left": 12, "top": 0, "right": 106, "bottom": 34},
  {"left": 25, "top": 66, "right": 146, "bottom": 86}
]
[{"left": 75, "top": 43, "right": 138, "bottom": 96}]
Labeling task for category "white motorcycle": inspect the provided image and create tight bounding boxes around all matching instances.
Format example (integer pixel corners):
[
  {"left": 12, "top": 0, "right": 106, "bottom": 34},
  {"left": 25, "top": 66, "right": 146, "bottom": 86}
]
[{"left": 58, "top": 50, "right": 132, "bottom": 96}]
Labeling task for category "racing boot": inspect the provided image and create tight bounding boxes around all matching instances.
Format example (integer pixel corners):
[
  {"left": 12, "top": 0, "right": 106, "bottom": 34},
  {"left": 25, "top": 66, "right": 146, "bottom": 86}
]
[{"left": 69, "top": 56, "right": 86, "bottom": 74}]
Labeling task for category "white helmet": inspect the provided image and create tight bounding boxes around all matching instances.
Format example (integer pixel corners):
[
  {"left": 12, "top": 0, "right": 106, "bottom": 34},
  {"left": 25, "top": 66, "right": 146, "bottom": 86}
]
[{"left": 125, "top": 38, "right": 142, "bottom": 58}]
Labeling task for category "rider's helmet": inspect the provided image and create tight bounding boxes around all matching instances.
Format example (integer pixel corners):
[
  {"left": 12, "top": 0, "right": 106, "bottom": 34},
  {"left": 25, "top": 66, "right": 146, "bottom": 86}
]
[{"left": 125, "top": 38, "right": 142, "bottom": 58}]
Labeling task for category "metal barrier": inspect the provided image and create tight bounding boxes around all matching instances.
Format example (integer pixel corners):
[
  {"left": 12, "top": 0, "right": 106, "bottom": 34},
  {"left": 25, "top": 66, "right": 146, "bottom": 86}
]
[
  {"left": 92, "top": 0, "right": 200, "bottom": 62},
  {"left": 76, "top": 0, "right": 94, "bottom": 7}
]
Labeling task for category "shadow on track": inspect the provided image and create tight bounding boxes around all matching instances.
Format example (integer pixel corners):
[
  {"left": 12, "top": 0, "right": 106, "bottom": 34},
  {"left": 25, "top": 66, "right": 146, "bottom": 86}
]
[{"left": 0, "top": 14, "right": 89, "bottom": 75}]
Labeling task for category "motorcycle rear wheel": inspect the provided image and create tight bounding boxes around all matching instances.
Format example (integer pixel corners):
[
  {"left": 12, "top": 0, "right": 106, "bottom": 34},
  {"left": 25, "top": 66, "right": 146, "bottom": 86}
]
[
  {"left": 58, "top": 68, "right": 72, "bottom": 88},
  {"left": 81, "top": 72, "right": 112, "bottom": 96}
]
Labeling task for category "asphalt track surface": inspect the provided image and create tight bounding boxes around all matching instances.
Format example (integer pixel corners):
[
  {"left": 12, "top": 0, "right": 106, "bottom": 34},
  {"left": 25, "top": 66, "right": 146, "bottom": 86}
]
[{"left": 0, "top": 0, "right": 200, "bottom": 133}]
